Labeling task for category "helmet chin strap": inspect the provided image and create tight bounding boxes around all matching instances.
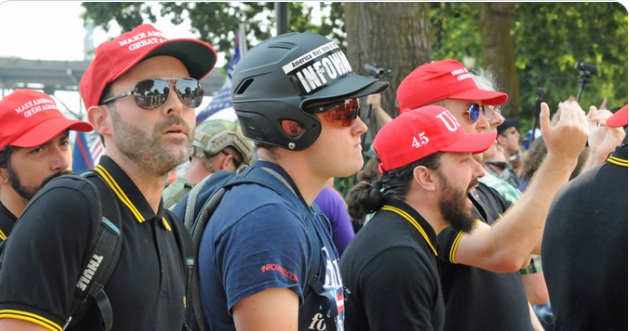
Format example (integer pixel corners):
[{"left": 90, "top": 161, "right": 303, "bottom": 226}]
[
  {"left": 202, "top": 157, "right": 216, "bottom": 174},
  {"left": 194, "top": 146, "right": 216, "bottom": 173}
]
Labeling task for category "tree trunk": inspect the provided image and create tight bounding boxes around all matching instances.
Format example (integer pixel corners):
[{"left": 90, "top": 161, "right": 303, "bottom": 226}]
[
  {"left": 344, "top": 2, "right": 431, "bottom": 120},
  {"left": 479, "top": 2, "right": 519, "bottom": 118}
]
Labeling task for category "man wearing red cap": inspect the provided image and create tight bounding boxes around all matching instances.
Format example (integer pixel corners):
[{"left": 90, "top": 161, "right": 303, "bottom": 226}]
[
  {"left": 542, "top": 104, "right": 627, "bottom": 331},
  {"left": 396, "top": 59, "right": 590, "bottom": 331},
  {"left": 0, "top": 89, "right": 93, "bottom": 241},
  {"left": 340, "top": 105, "right": 496, "bottom": 330},
  {"left": 0, "top": 24, "right": 217, "bottom": 331}
]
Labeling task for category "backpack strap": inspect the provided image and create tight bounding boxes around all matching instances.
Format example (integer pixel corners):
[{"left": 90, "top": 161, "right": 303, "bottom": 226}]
[
  {"left": 186, "top": 166, "right": 263, "bottom": 331},
  {"left": 187, "top": 185, "right": 229, "bottom": 331},
  {"left": 64, "top": 171, "right": 122, "bottom": 331},
  {"left": 182, "top": 172, "right": 215, "bottom": 230}
]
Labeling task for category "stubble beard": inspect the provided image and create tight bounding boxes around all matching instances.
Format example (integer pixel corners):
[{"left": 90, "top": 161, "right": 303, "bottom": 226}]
[{"left": 110, "top": 109, "right": 192, "bottom": 177}]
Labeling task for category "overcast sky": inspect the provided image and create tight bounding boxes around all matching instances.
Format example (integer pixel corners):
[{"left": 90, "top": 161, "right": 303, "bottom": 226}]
[
  {"left": 0, "top": 1, "right": 204, "bottom": 62},
  {"left": 0, "top": 1, "right": 224, "bottom": 117}
]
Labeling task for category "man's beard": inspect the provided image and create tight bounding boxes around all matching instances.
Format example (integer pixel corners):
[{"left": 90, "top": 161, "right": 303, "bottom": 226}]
[
  {"left": 7, "top": 162, "right": 69, "bottom": 200},
  {"left": 437, "top": 172, "right": 477, "bottom": 233},
  {"left": 110, "top": 108, "right": 192, "bottom": 176}
]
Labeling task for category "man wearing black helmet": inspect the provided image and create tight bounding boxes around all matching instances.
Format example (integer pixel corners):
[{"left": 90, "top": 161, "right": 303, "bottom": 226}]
[{"left": 196, "top": 32, "right": 388, "bottom": 331}]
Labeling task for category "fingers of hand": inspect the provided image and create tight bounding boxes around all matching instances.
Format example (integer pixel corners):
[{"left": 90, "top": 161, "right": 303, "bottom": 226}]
[
  {"left": 539, "top": 102, "right": 551, "bottom": 131},
  {"left": 556, "top": 101, "right": 589, "bottom": 143}
]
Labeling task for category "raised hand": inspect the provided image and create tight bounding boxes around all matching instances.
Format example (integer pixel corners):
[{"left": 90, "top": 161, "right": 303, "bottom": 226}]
[{"left": 539, "top": 99, "right": 589, "bottom": 162}]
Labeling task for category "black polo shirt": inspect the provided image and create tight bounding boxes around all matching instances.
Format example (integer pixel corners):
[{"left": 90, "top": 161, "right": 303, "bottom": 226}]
[
  {"left": 340, "top": 198, "right": 445, "bottom": 331},
  {"left": 542, "top": 145, "right": 628, "bottom": 330},
  {"left": 0, "top": 202, "right": 16, "bottom": 241},
  {"left": 437, "top": 182, "right": 532, "bottom": 331},
  {"left": 0, "top": 156, "right": 189, "bottom": 331}
]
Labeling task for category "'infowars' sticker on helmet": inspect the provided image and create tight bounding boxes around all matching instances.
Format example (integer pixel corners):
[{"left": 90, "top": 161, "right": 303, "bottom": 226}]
[{"left": 282, "top": 42, "right": 353, "bottom": 96}]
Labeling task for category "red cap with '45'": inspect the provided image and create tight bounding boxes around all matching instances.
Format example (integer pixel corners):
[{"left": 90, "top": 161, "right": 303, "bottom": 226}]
[{"left": 373, "top": 105, "right": 497, "bottom": 173}]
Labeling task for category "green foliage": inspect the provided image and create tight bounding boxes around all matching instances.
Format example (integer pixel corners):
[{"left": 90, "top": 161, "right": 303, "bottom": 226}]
[
  {"left": 81, "top": 2, "right": 342, "bottom": 71},
  {"left": 513, "top": 2, "right": 628, "bottom": 129},
  {"left": 430, "top": 2, "right": 627, "bottom": 132},
  {"left": 430, "top": 2, "right": 483, "bottom": 65},
  {"left": 81, "top": 2, "right": 157, "bottom": 32},
  {"left": 81, "top": 2, "right": 627, "bottom": 133}
]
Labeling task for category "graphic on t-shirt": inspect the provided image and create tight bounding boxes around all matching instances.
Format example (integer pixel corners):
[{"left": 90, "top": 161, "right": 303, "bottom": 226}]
[{"left": 324, "top": 246, "right": 345, "bottom": 331}]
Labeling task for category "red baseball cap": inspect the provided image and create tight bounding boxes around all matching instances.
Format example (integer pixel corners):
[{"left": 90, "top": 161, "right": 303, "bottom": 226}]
[
  {"left": 80, "top": 23, "right": 217, "bottom": 109},
  {"left": 0, "top": 89, "right": 94, "bottom": 150},
  {"left": 397, "top": 59, "right": 508, "bottom": 114},
  {"left": 373, "top": 105, "right": 497, "bottom": 173},
  {"left": 606, "top": 104, "right": 627, "bottom": 128}
]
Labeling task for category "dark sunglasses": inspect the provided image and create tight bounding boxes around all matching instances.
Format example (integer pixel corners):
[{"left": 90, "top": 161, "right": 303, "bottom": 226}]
[
  {"left": 306, "top": 98, "right": 360, "bottom": 127},
  {"left": 101, "top": 78, "right": 204, "bottom": 110}
]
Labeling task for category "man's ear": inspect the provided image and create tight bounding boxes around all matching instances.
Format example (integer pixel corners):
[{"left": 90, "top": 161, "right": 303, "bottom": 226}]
[
  {"left": 496, "top": 134, "right": 507, "bottom": 145},
  {"left": 280, "top": 119, "right": 304, "bottom": 137},
  {"left": 220, "top": 153, "right": 234, "bottom": 170},
  {"left": 0, "top": 166, "right": 8, "bottom": 184},
  {"left": 413, "top": 165, "right": 437, "bottom": 192},
  {"left": 87, "top": 105, "right": 112, "bottom": 137}
]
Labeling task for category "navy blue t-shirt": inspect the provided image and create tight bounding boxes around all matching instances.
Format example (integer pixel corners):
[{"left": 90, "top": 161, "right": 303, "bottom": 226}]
[{"left": 198, "top": 161, "right": 345, "bottom": 330}]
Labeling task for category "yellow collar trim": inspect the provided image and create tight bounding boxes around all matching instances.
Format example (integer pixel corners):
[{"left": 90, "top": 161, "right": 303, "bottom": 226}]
[
  {"left": 607, "top": 154, "right": 628, "bottom": 167},
  {"left": 381, "top": 205, "right": 438, "bottom": 256},
  {"left": 94, "top": 166, "right": 145, "bottom": 223},
  {"left": 161, "top": 217, "right": 172, "bottom": 231}
]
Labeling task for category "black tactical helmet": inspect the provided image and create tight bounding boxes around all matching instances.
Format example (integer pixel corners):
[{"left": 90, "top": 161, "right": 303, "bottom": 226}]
[{"left": 231, "top": 32, "right": 388, "bottom": 150}]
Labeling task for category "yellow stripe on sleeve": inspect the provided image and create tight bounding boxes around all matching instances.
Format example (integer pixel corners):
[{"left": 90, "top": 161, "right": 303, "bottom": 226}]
[{"left": 0, "top": 310, "right": 62, "bottom": 331}]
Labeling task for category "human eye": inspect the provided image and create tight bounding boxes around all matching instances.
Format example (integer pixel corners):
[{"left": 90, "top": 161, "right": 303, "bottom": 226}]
[{"left": 29, "top": 146, "right": 45, "bottom": 155}]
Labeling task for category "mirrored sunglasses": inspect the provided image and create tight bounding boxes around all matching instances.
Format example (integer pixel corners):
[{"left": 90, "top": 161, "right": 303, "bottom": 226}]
[
  {"left": 465, "top": 103, "right": 502, "bottom": 123},
  {"left": 306, "top": 98, "right": 360, "bottom": 127},
  {"left": 101, "top": 78, "right": 204, "bottom": 110},
  {"left": 465, "top": 103, "right": 486, "bottom": 124}
]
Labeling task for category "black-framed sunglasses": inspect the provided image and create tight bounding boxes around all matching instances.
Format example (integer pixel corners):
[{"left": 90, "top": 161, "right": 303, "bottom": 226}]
[
  {"left": 101, "top": 78, "right": 204, "bottom": 110},
  {"left": 305, "top": 98, "right": 360, "bottom": 127}
]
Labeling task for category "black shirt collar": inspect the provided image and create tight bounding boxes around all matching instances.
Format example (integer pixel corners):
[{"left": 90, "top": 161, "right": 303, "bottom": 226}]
[
  {"left": 95, "top": 155, "right": 163, "bottom": 223},
  {"left": 382, "top": 197, "right": 438, "bottom": 254}
]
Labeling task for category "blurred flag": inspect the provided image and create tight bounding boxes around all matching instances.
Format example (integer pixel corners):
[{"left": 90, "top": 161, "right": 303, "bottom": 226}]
[
  {"left": 196, "top": 27, "right": 245, "bottom": 124},
  {"left": 72, "top": 131, "right": 103, "bottom": 171}
]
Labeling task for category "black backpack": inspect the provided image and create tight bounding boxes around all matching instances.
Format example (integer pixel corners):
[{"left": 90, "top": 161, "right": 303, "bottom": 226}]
[
  {"left": 172, "top": 165, "right": 338, "bottom": 331},
  {"left": 0, "top": 171, "right": 193, "bottom": 331}
]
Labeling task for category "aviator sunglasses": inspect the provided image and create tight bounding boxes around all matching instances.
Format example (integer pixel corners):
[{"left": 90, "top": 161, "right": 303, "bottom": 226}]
[
  {"left": 465, "top": 103, "right": 501, "bottom": 123},
  {"left": 101, "top": 78, "right": 204, "bottom": 110},
  {"left": 306, "top": 98, "right": 360, "bottom": 127}
]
